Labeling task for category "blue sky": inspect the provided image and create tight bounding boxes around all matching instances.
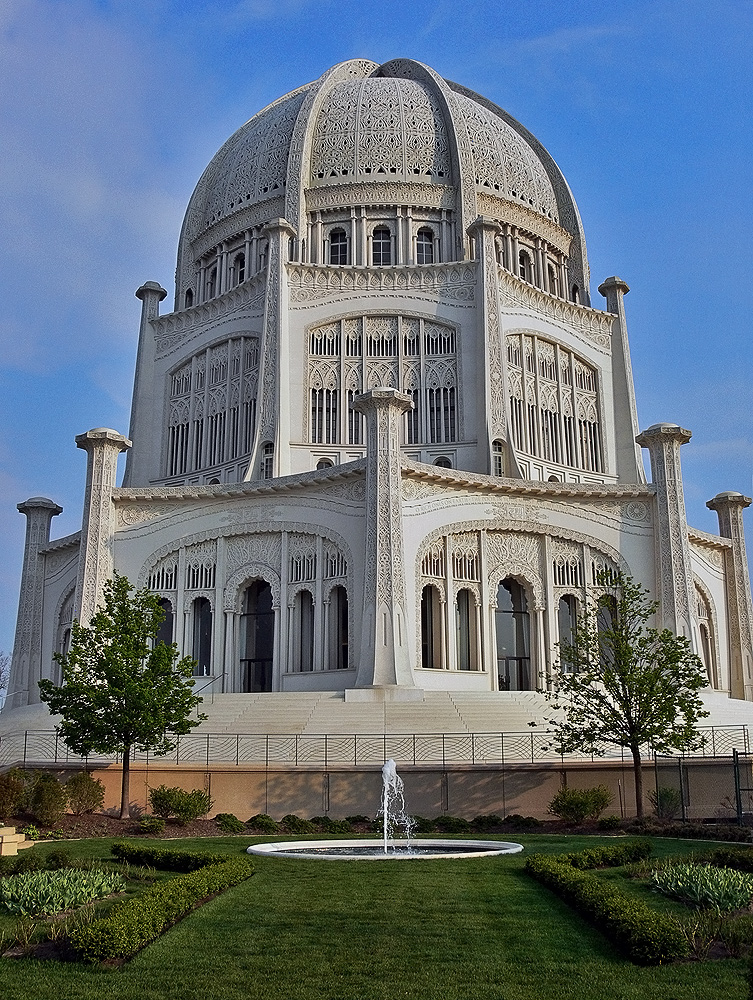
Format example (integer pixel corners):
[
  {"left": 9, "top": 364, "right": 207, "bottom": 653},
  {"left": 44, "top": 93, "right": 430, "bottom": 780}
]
[{"left": 1, "top": 0, "right": 752, "bottom": 654}]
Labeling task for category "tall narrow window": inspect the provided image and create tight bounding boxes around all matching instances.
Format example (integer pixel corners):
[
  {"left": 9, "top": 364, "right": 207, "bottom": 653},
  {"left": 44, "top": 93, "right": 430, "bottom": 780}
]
[
  {"left": 192, "top": 597, "right": 212, "bottom": 677},
  {"left": 234, "top": 252, "right": 246, "bottom": 284},
  {"left": 421, "top": 585, "right": 442, "bottom": 669},
  {"left": 519, "top": 250, "right": 532, "bottom": 282},
  {"left": 495, "top": 579, "right": 531, "bottom": 690},
  {"left": 372, "top": 228, "right": 391, "bottom": 265},
  {"left": 492, "top": 439, "right": 505, "bottom": 476},
  {"left": 571, "top": 284, "right": 580, "bottom": 303},
  {"left": 206, "top": 267, "right": 217, "bottom": 300},
  {"left": 260, "top": 442, "right": 274, "bottom": 479},
  {"left": 184, "top": 288, "right": 193, "bottom": 308},
  {"left": 329, "top": 228, "right": 348, "bottom": 265},
  {"left": 294, "top": 590, "right": 315, "bottom": 672},
  {"left": 547, "top": 264, "right": 557, "bottom": 295},
  {"left": 455, "top": 589, "right": 477, "bottom": 671},
  {"left": 240, "top": 581, "right": 274, "bottom": 692},
  {"left": 156, "top": 599, "right": 174, "bottom": 648},
  {"left": 557, "top": 595, "right": 577, "bottom": 669},
  {"left": 328, "top": 586, "right": 349, "bottom": 670},
  {"left": 596, "top": 594, "right": 617, "bottom": 668},
  {"left": 416, "top": 228, "right": 434, "bottom": 265}
]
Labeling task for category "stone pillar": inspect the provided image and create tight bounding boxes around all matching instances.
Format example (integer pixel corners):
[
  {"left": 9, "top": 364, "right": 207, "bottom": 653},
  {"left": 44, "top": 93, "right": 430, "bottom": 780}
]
[
  {"left": 706, "top": 492, "right": 753, "bottom": 700},
  {"left": 352, "top": 388, "right": 414, "bottom": 688},
  {"left": 635, "top": 423, "right": 695, "bottom": 639},
  {"left": 74, "top": 428, "right": 131, "bottom": 627},
  {"left": 122, "top": 281, "right": 166, "bottom": 487},
  {"left": 7, "top": 498, "right": 62, "bottom": 709}
]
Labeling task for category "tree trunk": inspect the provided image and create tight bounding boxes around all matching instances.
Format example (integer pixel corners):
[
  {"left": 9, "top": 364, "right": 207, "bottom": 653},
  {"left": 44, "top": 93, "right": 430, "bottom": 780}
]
[
  {"left": 631, "top": 744, "right": 644, "bottom": 819},
  {"left": 120, "top": 744, "right": 131, "bottom": 820}
]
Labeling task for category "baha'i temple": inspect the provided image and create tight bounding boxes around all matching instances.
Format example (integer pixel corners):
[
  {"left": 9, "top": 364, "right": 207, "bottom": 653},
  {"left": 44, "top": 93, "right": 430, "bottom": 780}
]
[{"left": 4, "top": 59, "right": 753, "bottom": 813}]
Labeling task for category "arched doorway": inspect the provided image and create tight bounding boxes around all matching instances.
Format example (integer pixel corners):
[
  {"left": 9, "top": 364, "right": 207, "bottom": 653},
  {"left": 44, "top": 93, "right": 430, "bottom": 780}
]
[
  {"left": 495, "top": 578, "right": 531, "bottom": 690},
  {"left": 240, "top": 581, "right": 274, "bottom": 692}
]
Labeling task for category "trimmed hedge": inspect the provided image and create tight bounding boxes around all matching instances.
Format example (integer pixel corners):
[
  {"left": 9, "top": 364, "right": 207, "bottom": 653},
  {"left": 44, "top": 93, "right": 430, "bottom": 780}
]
[
  {"left": 525, "top": 841, "right": 687, "bottom": 966},
  {"left": 110, "top": 842, "right": 237, "bottom": 873},
  {"left": 69, "top": 857, "right": 254, "bottom": 963},
  {"left": 701, "top": 846, "right": 753, "bottom": 874}
]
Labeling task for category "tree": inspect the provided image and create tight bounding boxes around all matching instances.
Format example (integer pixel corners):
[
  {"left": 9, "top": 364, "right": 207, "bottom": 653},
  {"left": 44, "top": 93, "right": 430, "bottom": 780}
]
[
  {"left": 546, "top": 572, "right": 709, "bottom": 819},
  {"left": 39, "top": 574, "right": 206, "bottom": 819}
]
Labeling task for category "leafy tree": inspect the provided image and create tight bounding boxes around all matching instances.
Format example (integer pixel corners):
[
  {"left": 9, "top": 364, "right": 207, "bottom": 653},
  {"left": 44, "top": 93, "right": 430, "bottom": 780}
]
[
  {"left": 39, "top": 574, "right": 206, "bottom": 819},
  {"left": 546, "top": 572, "right": 708, "bottom": 819}
]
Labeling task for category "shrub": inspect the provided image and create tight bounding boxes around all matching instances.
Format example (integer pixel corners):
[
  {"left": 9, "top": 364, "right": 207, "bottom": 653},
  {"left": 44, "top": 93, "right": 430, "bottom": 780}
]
[
  {"left": 281, "top": 814, "right": 316, "bottom": 834},
  {"left": 310, "top": 816, "right": 352, "bottom": 834},
  {"left": 648, "top": 786, "right": 682, "bottom": 820},
  {"left": 434, "top": 815, "right": 471, "bottom": 834},
  {"left": 68, "top": 857, "right": 254, "bottom": 963},
  {"left": 247, "top": 813, "right": 279, "bottom": 833},
  {"left": 652, "top": 862, "right": 753, "bottom": 911},
  {"left": 0, "top": 868, "right": 125, "bottom": 916},
  {"left": 66, "top": 772, "right": 105, "bottom": 815},
  {"left": 138, "top": 815, "right": 166, "bottom": 835},
  {"left": 703, "top": 847, "right": 753, "bottom": 874},
  {"left": 525, "top": 845, "right": 687, "bottom": 965},
  {"left": 471, "top": 814, "right": 502, "bottom": 832},
  {"left": 148, "top": 785, "right": 213, "bottom": 823},
  {"left": 44, "top": 849, "right": 72, "bottom": 870},
  {"left": 410, "top": 815, "right": 436, "bottom": 834},
  {"left": 0, "top": 771, "right": 24, "bottom": 819},
  {"left": 29, "top": 775, "right": 68, "bottom": 827},
  {"left": 598, "top": 815, "right": 621, "bottom": 831},
  {"left": 110, "top": 843, "right": 236, "bottom": 873},
  {"left": 345, "top": 815, "right": 370, "bottom": 826},
  {"left": 502, "top": 814, "right": 543, "bottom": 830},
  {"left": 548, "top": 784, "right": 613, "bottom": 824},
  {"left": 215, "top": 813, "right": 246, "bottom": 834}
]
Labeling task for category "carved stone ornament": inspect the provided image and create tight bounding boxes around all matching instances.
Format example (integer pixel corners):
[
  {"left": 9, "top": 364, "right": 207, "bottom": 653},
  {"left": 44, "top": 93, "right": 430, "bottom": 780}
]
[{"left": 288, "top": 262, "right": 476, "bottom": 305}]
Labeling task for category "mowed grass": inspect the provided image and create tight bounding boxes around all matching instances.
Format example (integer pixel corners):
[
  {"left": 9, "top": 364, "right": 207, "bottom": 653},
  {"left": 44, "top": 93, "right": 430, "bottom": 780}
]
[{"left": 0, "top": 834, "right": 748, "bottom": 1000}]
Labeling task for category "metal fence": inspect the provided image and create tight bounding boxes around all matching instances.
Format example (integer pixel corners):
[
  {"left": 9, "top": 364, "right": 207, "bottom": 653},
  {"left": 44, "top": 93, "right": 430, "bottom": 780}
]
[{"left": 1, "top": 725, "right": 749, "bottom": 770}]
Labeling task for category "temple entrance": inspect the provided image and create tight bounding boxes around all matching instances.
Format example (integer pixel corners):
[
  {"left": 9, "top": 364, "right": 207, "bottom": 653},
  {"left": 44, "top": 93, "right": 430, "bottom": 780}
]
[
  {"left": 240, "top": 580, "right": 274, "bottom": 692},
  {"left": 495, "top": 578, "right": 531, "bottom": 690}
]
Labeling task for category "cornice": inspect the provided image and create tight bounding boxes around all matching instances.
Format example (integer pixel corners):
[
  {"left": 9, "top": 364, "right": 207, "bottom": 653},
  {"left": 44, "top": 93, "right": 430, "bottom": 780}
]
[
  {"left": 305, "top": 180, "right": 455, "bottom": 213},
  {"left": 287, "top": 261, "right": 477, "bottom": 306},
  {"left": 40, "top": 532, "right": 81, "bottom": 554},
  {"left": 687, "top": 526, "right": 732, "bottom": 550}
]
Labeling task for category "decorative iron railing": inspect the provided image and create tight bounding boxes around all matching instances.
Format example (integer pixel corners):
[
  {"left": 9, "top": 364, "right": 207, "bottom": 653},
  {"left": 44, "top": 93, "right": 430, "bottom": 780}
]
[{"left": 0, "top": 725, "right": 748, "bottom": 769}]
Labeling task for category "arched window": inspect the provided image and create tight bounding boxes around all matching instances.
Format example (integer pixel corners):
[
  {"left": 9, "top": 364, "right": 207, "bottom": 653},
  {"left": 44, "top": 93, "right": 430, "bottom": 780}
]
[
  {"left": 192, "top": 597, "right": 212, "bottom": 676},
  {"left": 571, "top": 284, "right": 580, "bottom": 304},
  {"left": 558, "top": 595, "right": 577, "bottom": 670},
  {"left": 372, "top": 228, "right": 391, "bottom": 265},
  {"left": 596, "top": 594, "right": 617, "bottom": 668},
  {"left": 421, "top": 585, "right": 442, "bottom": 669},
  {"left": 155, "top": 598, "right": 174, "bottom": 648},
  {"left": 260, "top": 442, "right": 274, "bottom": 479},
  {"left": 294, "top": 590, "right": 315, "bottom": 672},
  {"left": 696, "top": 590, "right": 717, "bottom": 687},
  {"left": 518, "top": 250, "right": 532, "bottom": 282},
  {"left": 495, "top": 578, "right": 531, "bottom": 689},
  {"left": 240, "top": 581, "right": 274, "bottom": 692},
  {"left": 416, "top": 228, "right": 434, "bottom": 265},
  {"left": 455, "top": 588, "right": 477, "bottom": 670},
  {"left": 547, "top": 264, "right": 557, "bottom": 295},
  {"left": 234, "top": 252, "right": 246, "bottom": 285},
  {"left": 328, "top": 585, "right": 349, "bottom": 670},
  {"left": 492, "top": 439, "right": 505, "bottom": 477},
  {"left": 434, "top": 456, "right": 452, "bottom": 468},
  {"left": 184, "top": 288, "right": 194, "bottom": 309},
  {"left": 329, "top": 228, "right": 348, "bottom": 265},
  {"left": 316, "top": 458, "right": 334, "bottom": 470},
  {"left": 206, "top": 267, "right": 217, "bottom": 300}
]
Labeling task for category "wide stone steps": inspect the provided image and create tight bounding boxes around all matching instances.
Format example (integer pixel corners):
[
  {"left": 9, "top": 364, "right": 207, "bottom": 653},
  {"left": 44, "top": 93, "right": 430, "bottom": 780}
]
[{"left": 0, "top": 826, "right": 34, "bottom": 856}]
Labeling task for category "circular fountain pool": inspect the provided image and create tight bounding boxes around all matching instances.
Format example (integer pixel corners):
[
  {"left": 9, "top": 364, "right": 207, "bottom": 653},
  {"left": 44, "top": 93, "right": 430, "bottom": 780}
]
[{"left": 246, "top": 839, "right": 524, "bottom": 860}]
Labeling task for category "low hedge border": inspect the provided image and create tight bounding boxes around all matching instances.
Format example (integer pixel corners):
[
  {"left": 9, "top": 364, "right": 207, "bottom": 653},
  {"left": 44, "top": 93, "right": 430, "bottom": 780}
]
[
  {"left": 525, "top": 841, "right": 687, "bottom": 965},
  {"left": 69, "top": 855, "right": 254, "bottom": 963},
  {"left": 110, "top": 842, "right": 236, "bottom": 872}
]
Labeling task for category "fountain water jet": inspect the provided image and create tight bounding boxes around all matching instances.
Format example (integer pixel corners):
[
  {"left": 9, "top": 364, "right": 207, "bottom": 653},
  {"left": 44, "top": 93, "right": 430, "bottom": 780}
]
[{"left": 246, "top": 760, "right": 523, "bottom": 860}]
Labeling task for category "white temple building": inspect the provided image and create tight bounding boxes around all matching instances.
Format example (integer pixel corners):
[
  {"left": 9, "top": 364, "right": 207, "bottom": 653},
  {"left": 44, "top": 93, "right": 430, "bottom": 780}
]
[{"left": 5, "top": 57, "right": 753, "bottom": 749}]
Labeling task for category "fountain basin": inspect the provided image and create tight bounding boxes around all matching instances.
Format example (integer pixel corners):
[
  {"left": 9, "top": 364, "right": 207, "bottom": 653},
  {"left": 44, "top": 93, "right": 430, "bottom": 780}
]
[{"left": 246, "top": 838, "right": 524, "bottom": 860}]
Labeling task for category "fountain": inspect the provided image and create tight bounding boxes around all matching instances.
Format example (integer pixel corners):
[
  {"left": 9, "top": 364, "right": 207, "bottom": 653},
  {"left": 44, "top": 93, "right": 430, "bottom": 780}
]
[{"left": 246, "top": 760, "right": 523, "bottom": 861}]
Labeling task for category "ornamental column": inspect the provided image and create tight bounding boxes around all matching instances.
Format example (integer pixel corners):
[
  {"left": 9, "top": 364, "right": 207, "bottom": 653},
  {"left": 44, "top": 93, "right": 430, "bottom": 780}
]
[
  {"left": 635, "top": 423, "right": 696, "bottom": 639},
  {"left": 706, "top": 492, "right": 753, "bottom": 700},
  {"left": 74, "top": 428, "right": 131, "bottom": 627},
  {"left": 352, "top": 388, "right": 413, "bottom": 688},
  {"left": 8, "top": 497, "right": 62, "bottom": 709}
]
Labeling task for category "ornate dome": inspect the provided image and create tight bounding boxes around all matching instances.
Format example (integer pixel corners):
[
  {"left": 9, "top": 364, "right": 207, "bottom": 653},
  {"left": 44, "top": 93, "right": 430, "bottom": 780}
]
[{"left": 176, "top": 58, "right": 588, "bottom": 303}]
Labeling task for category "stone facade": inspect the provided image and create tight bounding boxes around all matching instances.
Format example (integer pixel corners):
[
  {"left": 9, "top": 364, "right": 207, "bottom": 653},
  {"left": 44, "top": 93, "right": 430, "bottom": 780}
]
[{"left": 5, "top": 58, "right": 753, "bottom": 728}]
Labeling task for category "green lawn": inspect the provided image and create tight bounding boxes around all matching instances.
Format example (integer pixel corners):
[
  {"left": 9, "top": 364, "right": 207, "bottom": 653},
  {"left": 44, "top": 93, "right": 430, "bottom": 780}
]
[{"left": 0, "top": 834, "right": 748, "bottom": 1000}]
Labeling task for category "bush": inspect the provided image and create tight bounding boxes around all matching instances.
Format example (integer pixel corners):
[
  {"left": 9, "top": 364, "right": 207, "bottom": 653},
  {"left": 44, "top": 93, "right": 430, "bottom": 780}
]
[
  {"left": 598, "top": 815, "right": 622, "bottom": 831},
  {"left": 29, "top": 774, "right": 68, "bottom": 827},
  {"left": 0, "top": 771, "right": 24, "bottom": 820},
  {"left": 434, "top": 815, "right": 472, "bottom": 834},
  {"left": 502, "top": 814, "right": 543, "bottom": 830},
  {"left": 68, "top": 857, "right": 254, "bottom": 963},
  {"left": 110, "top": 842, "right": 237, "bottom": 872},
  {"left": 148, "top": 785, "right": 213, "bottom": 823},
  {"left": 310, "top": 816, "right": 352, "bottom": 834},
  {"left": 525, "top": 844, "right": 687, "bottom": 965},
  {"left": 247, "top": 813, "right": 279, "bottom": 833},
  {"left": 703, "top": 847, "right": 753, "bottom": 874},
  {"left": 471, "top": 814, "right": 502, "bottom": 832},
  {"left": 66, "top": 771, "right": 105, "bottom": 815},
  {"left": 410, "top": 815, "right": 436, "bottom": 834},
  {"left": 138, "top": 815, "right": 166, "bottom": 835},
  {"left": 43, "top": 849, "right": 72, "bottom": 870},
  {"left": 548, "top": 784, "right": 613, "bottom": 824},
  {"left": 280, "top": 814, "right": 316, "bottom": 834},
  {"left": 648, "top": 786, "right": 682, "bottom": 820},
  {"left": 345, "top": 815, "right": 370, "bottom": 826},
  {"left": 215, "top": 813, "right": 246, "bottom": 834}
]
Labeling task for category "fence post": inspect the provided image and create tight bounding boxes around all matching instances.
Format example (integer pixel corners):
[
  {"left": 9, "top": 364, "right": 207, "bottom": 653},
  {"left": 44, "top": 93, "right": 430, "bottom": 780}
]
[
  {"left": 471, "top": 733, "right": 475, "bottom": 766},
  {"left": 324, "top": 734, "right": 328, "bottom": 770},
  {"left": 413, "top": 734, "right": 416, "bottom": 766},
  {"left": 236, "top": 734, "right": 240, "bottom": 767},
  {"left": 24, "top": 731, "right": 28, "bottom": 767},
  {"left": 678, "top": 757, "right": 687, "bottom": 823},
  {"left": 734, "top": 749, "right": 744, "bottom": 826},
  {"left": 206, "top": 733, "right": 210, "bottom": 768}
]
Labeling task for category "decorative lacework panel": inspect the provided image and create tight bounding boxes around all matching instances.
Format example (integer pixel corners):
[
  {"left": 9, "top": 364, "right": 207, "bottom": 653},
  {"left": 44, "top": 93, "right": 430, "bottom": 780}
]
[
  {"left": 307, "top": 315, "right": 458, "bottom": 446},
  {"left": 148, "top": 558, "right": 178, "bottom": 592},
  {"left": 456, "top": 93, "right": 558, "bottom": 221},
  {"left": 201, "top": 89, "right": 309, "bottom": 229},
  {"left": 185, "top": 542, "right": 217, "bottom": 591},
  {"left": 506, "top": 333, "right": 602, "bottom": 473},
  {"left": 310, "top": 78, "right": 451, "bottom": 184},
  {"left": 166, "top": 336, "right": 259, "bottom": 478}
]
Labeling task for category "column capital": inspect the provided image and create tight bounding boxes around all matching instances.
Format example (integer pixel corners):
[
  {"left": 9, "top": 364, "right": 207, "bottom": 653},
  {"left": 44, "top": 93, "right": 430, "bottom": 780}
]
[
  {"left": 466, "top": 215, "right": 502, "bottom": 238},
  {"left": 636, "top": 422, "right": 691, "bottom": 449},
  {"left": 262, "top": 217, "right": 298, "bottom": 239},
  {"left": 352, "top": 388, "right": 413, "bottom": 415},
  {"left": 17, "top": 496, "right": 63, "bottom": 517},
  {"left": 135, "top": 280, "right": 167, "bottom": 303},
  {"left": 707, "top": 491, "right": 752, "bottom": 514},
  {"left": 75, "top": 427, "right": 132, "bottom": 452}
]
